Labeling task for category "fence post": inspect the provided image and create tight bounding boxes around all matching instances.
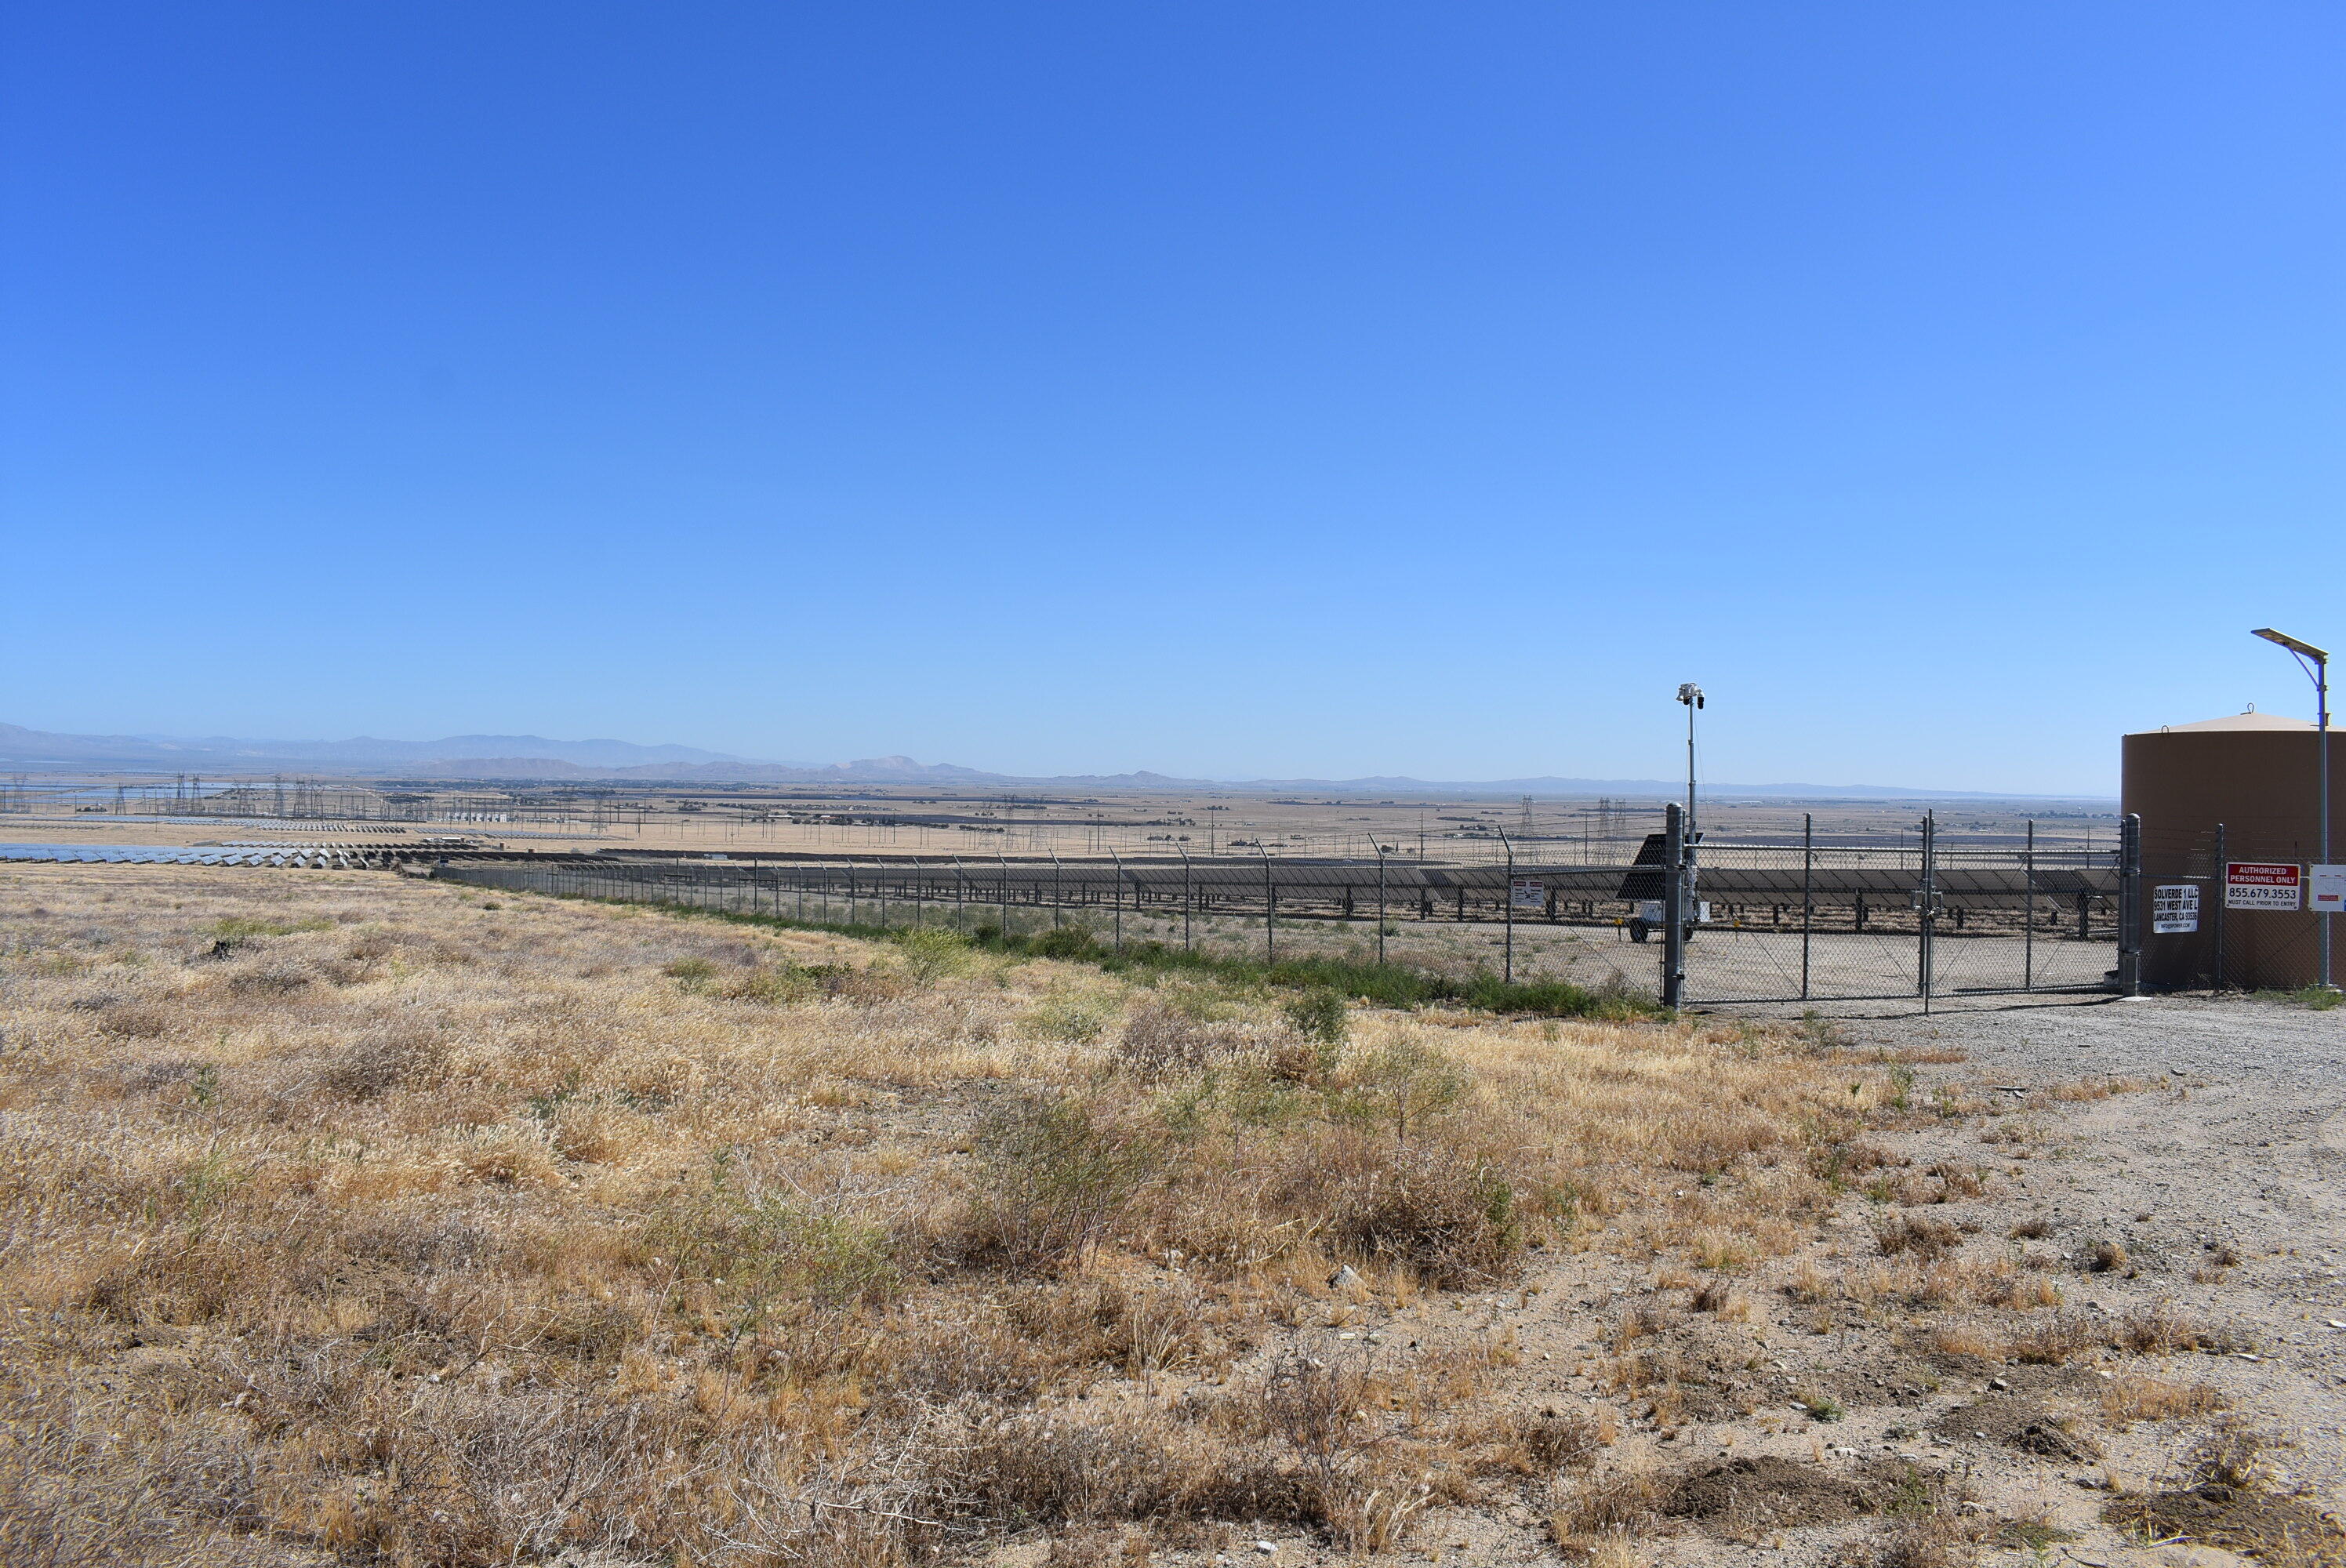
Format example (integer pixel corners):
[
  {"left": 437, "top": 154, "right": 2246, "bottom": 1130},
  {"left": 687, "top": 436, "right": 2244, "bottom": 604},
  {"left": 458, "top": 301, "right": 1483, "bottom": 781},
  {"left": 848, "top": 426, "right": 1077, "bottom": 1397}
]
[
  {"left": 1918, "top": 812, "right": 1936, "bottom": 1013},
  {"left": 1374, "top": 839, "right": 1387, "bottom": 967},
  {"left": 1178, "top": 844, "right": 1193, "bottom": 952},
  {"left": 1800, "top": 813, "right": 1813, "bottom": 1002},
  {"left": 1498, "top": 827, "right": 1515, "bottom": 985},
  {"left": 1257, "top": 844, "right": 1275, "bottom": 964},
  {"left": 953, "top": 855, "right": 966, "bottom": 932},
  {"left": 2212, "top": 822, "right": 2227, "bottom": 989},
  {"left": 1661, "top": 804, "right": 1685, "bottom": 1009},
  {"left": 2023, "top": 821, "right": 2036, "bottom": 991},
  {"left": 878, "top": 857, "right": 889, "bottom": 931},
  {"left": 997, "top": 851, "right": 1010, "bottom": 941},
  {"left": 2117, "top": 812, "right": 2142, "bottom": 996},
  {"left": 1108, "top": 845, "right": 1124, "bottom": 949}
]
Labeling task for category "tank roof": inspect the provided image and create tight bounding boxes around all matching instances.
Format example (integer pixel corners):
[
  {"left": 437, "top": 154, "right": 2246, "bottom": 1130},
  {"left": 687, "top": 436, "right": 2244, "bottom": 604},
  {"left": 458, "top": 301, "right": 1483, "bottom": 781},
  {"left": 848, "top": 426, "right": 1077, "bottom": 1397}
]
[{"left": 2130, "top": 711, "right": 2315, "bottom": 735}]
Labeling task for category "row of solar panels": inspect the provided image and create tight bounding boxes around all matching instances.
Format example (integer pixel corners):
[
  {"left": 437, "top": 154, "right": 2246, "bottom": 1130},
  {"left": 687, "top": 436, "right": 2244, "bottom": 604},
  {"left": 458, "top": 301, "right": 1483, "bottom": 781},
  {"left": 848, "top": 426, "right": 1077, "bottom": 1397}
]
[{"left": 0, "top": 843, "right": 372, "bottom": 869}]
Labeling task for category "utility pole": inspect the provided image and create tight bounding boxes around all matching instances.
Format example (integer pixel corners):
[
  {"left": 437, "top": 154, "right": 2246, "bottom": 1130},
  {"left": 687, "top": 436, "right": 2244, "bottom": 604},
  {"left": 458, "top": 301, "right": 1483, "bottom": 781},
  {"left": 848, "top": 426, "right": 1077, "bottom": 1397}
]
[
  {"left": 1677, "top": 684, "right": 1705, "bottom": 941},
  {"left": 2252, "top": 629, "right": 2333, "bottom": 989}
]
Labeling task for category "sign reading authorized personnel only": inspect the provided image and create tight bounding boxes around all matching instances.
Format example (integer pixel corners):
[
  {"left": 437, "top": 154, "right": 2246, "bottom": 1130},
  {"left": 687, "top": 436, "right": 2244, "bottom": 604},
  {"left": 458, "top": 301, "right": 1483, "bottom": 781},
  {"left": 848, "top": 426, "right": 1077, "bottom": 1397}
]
[
  {"left": 2151, "top": 884, "right": 2199, "bottom": 934},
  {"left": 2226, "top": 862, "right": 2303, "bottom": 911}
]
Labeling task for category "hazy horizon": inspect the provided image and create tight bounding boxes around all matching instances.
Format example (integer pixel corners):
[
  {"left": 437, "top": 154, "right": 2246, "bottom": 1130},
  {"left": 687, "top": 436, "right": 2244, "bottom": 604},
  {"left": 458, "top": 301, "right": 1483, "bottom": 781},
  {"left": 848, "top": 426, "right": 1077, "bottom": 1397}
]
[{"left": 0, "top": 716, "right": 2122, "bottom": 798}]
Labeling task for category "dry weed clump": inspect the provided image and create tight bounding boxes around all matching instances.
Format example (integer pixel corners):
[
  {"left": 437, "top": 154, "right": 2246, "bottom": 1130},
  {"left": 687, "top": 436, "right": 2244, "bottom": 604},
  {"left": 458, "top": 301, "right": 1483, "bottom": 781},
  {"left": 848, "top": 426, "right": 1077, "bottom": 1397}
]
[
  {"left": 2101, "top": 1374, "right": 2228, "bottom": 1428},
  {"left": 0, "top": 865, "right": 1913, "bottom": 1564}
]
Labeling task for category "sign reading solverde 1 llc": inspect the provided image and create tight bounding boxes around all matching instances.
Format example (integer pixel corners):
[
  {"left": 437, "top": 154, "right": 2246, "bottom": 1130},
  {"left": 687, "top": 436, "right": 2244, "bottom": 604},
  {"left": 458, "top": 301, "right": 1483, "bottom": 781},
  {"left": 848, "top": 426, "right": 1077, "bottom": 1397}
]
[
  {"left": 2225, "top": 862, "right": 2303, "bottom": 911},
  {"left": 2151, "top": 884, "right": 2199, "bottom": 934}
]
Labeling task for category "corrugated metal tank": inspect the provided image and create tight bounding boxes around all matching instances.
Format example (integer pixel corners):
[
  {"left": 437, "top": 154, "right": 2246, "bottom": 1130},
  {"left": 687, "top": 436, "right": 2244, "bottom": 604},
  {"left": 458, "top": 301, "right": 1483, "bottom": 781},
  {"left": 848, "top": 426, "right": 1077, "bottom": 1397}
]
[{"left": 2122, "top": 713, "right": 2341, "bottom": 989}]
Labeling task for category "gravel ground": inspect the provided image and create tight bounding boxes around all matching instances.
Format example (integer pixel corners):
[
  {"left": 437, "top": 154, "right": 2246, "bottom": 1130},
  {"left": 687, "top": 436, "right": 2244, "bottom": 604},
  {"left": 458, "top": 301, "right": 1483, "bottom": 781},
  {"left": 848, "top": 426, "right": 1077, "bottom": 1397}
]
[{"left": 1091, "top": 993, "right": 2346, "bottom": 1568}]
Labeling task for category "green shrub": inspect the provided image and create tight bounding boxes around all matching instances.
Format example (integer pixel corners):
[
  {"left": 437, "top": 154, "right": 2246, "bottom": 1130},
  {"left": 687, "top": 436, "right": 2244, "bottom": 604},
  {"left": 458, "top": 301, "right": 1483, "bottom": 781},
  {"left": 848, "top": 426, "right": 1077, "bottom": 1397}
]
[
  {"left": 895, "top": 927, "right": 971, "bottom": 985},
  {"left": 1329, "top": 1036, "right": 1468, "bottom": 1143},
  {"left": 1030, "top": 926, "right": 1101, "bottom": 960},
  {"left": 1280, "top": 989, "right": 1349, "bottom": 1045},
  {"left": 662, "top": 956, "right": 718, "bottom": 992},
  {"left": 721, "top": 964, "right": 820, "bottom": 1004}
]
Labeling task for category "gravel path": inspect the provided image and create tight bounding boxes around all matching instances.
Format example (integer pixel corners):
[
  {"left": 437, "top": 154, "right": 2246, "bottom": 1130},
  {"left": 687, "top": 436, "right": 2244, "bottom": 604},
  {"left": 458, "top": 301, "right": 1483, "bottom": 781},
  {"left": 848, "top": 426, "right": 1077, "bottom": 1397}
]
[{"left": 1866, "top": 996, "right": 2346, "bottom": 1515}]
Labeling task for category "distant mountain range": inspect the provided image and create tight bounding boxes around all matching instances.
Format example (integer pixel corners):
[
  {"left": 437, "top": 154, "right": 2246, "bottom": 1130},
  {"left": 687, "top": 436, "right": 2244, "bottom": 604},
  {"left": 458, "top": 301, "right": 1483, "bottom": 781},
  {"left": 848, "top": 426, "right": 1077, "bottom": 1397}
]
[
  {"left": 0, "top": 723, "right": 745, "bottom": 772},
  {"left": 0, "top": 722, "right": 2104, "bottom": 800}
]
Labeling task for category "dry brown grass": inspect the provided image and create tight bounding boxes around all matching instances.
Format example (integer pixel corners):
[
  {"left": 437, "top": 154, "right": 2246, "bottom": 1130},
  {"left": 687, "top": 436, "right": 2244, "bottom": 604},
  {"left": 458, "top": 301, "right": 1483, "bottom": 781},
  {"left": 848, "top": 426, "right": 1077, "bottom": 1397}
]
[
  {"left": 0, "top": 864, "right": 1902, "bottom": 1565},
  {"left": 2101, "top": 1374, "right": 2229, "bottom": 1429}
]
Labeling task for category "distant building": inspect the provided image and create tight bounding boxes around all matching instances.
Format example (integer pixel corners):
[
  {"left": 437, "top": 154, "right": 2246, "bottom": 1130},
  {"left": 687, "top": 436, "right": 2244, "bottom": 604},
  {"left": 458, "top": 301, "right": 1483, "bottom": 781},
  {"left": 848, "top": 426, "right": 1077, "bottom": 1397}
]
[{"left": 2124, "top": 711, "right": 2341, "bottom": 990}]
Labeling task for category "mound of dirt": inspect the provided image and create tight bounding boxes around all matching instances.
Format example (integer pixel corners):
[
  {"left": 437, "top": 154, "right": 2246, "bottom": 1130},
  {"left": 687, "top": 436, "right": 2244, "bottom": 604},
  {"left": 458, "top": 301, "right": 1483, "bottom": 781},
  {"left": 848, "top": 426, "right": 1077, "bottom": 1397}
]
[
  {"left": 2106, "top": 1485, "right": 2346, "bottom": 1565},
  {"left": 1663, "top": 1457, "right": 1870, "bottom": 1529},
  {"left": 1929, "top": 1396, "right": 2102, "bottom": 1462}
]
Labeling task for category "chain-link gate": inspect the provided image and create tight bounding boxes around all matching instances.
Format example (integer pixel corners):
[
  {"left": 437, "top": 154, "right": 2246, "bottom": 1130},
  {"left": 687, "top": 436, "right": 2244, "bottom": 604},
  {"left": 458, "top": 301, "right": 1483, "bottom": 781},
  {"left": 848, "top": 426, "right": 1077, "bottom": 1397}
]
[{"left": 1665, "top": 809, "right": 2137, "bottom": 1006}]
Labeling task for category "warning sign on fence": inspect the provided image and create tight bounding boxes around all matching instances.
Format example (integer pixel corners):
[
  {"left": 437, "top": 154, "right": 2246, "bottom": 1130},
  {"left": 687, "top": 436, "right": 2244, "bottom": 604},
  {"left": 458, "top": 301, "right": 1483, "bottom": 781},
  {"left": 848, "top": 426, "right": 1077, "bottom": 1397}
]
[
  {"left": 2151, "top": 884, "right": 2199, "bottom": 934},
  {"left": 2314, "top": 865, "right": 2346, "bottom": 914},
  {"left": 1510, "top": 879, "right": 1546, "bottom": 910},
  {"left": 2225, "top": 862, "right": 2303, "bottom": 911}
]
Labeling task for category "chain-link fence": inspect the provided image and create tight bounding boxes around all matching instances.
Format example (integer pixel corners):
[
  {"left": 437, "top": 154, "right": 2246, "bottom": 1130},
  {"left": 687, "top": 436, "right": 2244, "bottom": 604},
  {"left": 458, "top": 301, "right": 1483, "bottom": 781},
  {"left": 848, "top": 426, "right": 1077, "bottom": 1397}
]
[
  {"left": 433, "top": 809, "right": 2133, "bottom": 1008},
  {"left": 2139, "top": 816, "right": 2327, "bottom": 991}
]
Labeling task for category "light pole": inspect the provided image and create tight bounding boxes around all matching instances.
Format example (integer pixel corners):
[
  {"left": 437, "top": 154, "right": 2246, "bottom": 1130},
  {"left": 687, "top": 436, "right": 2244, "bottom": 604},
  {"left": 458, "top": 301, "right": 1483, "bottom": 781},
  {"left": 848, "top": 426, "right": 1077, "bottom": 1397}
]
[
  {"left": 1677, "top": 683, "right": 1704, "bottom": 933},
  {"left": 2253, "top": 628, "right": 2333, "bottom": 990}
]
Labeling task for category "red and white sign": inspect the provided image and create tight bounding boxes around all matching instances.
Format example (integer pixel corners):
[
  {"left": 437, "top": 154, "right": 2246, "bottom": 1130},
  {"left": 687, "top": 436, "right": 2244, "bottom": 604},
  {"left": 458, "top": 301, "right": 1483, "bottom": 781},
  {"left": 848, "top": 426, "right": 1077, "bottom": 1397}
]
[
  {"left": 2313, "top": 865, "right": 2346, "bottom": 913},
  {"left": 2225, "top": 862, "right": 2303, "bottom": 911}
]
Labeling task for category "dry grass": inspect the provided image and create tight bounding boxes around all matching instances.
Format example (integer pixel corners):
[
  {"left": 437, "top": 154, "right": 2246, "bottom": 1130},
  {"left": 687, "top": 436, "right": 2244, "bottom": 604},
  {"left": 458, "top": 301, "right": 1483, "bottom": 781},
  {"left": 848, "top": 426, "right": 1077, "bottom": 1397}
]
[
  {"left": 2101, "top": 1374, "right": 2229, "bottom": 1429},
  {"left": 0, "top": 866, "right": 1909, "bottom": 1565}
]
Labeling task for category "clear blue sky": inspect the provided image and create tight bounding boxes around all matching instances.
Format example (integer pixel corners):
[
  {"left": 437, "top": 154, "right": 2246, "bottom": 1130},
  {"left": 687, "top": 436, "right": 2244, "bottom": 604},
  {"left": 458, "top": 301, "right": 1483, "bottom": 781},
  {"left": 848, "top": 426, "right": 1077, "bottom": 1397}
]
[{"left": 5, "top": 3, "right": 2339, "bottom": 793}]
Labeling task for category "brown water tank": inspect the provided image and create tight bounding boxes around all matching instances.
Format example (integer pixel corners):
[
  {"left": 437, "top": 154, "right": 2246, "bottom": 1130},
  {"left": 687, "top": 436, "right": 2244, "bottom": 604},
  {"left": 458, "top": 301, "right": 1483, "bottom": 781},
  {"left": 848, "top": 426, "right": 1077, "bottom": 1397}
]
[{"left": 2123, "top": 711, "right": 2341, "bottom": 990}]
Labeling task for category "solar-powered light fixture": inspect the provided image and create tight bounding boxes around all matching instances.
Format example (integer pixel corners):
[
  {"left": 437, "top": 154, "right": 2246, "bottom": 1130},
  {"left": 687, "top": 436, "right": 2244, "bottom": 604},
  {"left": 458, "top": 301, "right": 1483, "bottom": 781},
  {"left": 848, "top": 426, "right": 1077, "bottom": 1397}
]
[
  {"left": 1676, "top": 683, "right": 1705, "bottom": 922},
  {"left": 2251, "top": 627, "right": 2333, "bottom": 990}
]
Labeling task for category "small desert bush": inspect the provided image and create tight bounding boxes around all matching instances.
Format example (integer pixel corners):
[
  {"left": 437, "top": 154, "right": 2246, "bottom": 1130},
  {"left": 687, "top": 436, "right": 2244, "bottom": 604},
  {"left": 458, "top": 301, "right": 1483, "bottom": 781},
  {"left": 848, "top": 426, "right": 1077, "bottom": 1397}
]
[
  {"left": 1280, "top": 986, "right": 1349, "bottom": 1044},
  {"left": 1115, "top": 997, "right": 1247, "bottom": 1079},
  {"left": 1875, "top": 1212, "right": 1962, "bottom": 1261},
  {"left": 1029, "top": 992, "right": 1115, "bottom": 1044},
  {"left": 894, "top": 925, "right": 971, "bottom": 985},
  {"left": 1303, "top": 1134, "right": 1526, "bottom": 1287},
  {"left": 958, "top": 1093, "right": 1164, "bottom": 1269}
]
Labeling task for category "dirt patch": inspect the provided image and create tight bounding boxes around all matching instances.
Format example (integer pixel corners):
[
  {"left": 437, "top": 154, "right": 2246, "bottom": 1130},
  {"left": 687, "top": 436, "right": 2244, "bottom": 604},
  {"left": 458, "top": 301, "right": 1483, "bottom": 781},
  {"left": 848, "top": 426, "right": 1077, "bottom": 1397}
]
[
  {"left": 2106, "top": 1485, "right": 2346, "bottom": 1566},
  {"left": 1662, "top": 1456, "right": 1870, "bottom": 1529},
  {"left": 1930, "top": 1395, "right": 2102, "bottom": 1462}
]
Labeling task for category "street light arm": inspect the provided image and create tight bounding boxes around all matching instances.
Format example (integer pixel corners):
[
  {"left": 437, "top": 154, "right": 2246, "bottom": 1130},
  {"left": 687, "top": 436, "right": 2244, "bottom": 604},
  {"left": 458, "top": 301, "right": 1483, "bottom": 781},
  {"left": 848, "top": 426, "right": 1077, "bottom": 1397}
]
[{"left": 2253, "top": 627, "right": 2331, "bottom": 664}]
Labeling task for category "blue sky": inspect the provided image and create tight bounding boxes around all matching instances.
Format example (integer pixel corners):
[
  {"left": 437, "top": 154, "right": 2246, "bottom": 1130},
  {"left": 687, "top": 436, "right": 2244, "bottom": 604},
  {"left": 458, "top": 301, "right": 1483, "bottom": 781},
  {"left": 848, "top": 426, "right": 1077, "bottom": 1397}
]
[{"left": 4, "top": 3, "right": 2339, "bottom": 793}]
